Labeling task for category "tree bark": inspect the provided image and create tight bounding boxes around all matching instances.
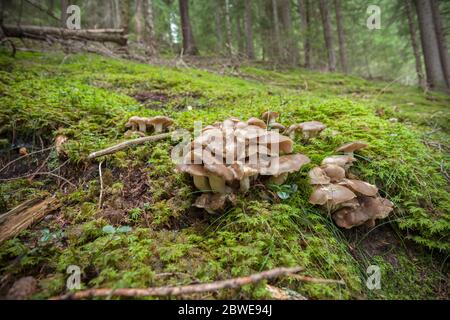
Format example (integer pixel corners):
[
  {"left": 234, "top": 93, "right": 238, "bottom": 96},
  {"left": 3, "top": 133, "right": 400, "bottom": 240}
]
[
  {"left": 60, "top": 0, "right": 68, "bottom": 28},
  {"left": 120, "top": 0, "right": 130, "bottom": 35},
  {"left": 215, "top": 0, "right": 224, "bottom": 53},
  {"left": 135, "top": 0, "right": 144, "bottom": 42},
  {"left": 334, "top": 0, "right": 348, "bottom": 73},
  {"left": 405, "top": 0, "right": 425, "bottom": 89},
  {"left": 298, "top": 0, "right": 311, "bottom": 68},
  {"left": 279, "top": 0, "right": 298, "bottom": 65},
  {"left": 143, "top": 0, "right": 157, "bottom": 55},
  {"left": 244, "top": 0, "right": 255, "bottom": 59},
  {"left": 224, "top": 0, "right": 233, "bottom": 56},
  {"left": 271, "top": 0, "right": 281, "bottom": 58},
  {"left": 430, "top": 0, "right": 450, "bottom": 88},
  {"left": 319, "top": 0, "right": 336, "bottom": 72},
  {"left": 179, "top": 0, "right": 198, "bottom": 55},
  {"left": 416, "top": 0, "right": 446, "bottom": 90},
  {"left": 2, "top": 25, "right": 127, "bottom": 45},
  {"left": 236, "top": 14, "right": 244, "bottom": 56}
]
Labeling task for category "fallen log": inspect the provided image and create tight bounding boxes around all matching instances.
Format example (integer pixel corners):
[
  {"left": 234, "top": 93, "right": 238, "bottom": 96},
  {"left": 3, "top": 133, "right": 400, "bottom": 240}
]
[
  {"left": 0, "top": 197, "right": 60, "bottom": 244},
  {"left": 87, "top": 132, "right": 173, "bottom": 160},
  {"left": 2, "top": 25, "right": 127, "bottom": 45},
  {"left": 53, "top": 267, "right": 303, "bottom": 300}
]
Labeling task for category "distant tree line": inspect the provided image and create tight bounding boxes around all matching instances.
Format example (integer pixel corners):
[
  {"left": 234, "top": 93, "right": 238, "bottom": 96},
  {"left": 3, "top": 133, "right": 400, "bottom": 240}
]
[{"left": 1, "top": 0, "right": 449, "bottom": 92}]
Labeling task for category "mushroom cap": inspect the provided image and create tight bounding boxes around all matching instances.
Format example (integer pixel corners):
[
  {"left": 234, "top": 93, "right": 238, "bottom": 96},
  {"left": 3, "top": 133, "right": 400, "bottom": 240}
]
[
  {"left": 261, "top": 111, "right": 279, "bottom": 122},
  {"left": 336, "top": 141, "right": 368, "bottom": 153},
  {"left": 309, "top": 184, "right": 356, "bottom": 206},
  {"left": 321, "top": 164, "right": 346, "bottom": 182},
  {"left": 284, "top": 124, "right": 302, "bottom": 135},
  {"left": 125, "top": 116, "right": 145, "bottom": 126},
  {"left": 332, "top": 206, "right": 371, "bottom": 229},
  {"left": 258, "top": 132, "right": 294, "bottom": 154},
  {"left": 270, "top": 122, "right": 286, "bottom": 131},
  {"left": 177, "top": 164, "right": 209, "bottom": 176},
  {"left": 194, "top": 193, "right": 236, "bottom": 213},
  {"left": 338, "top": 179, "right": 378, "bottom": 197},
  {"left": 229, "top": 162, "right": 259, "bottom": 180},
  {"left": 321, "top": 155, "right": 356, "bottom": 169},
  {"left": 262, "top": 154, "right": 310, "bottom": 175},
  {"left": 359, "top": 196, "right": 393, "bottom": 220},
  {"left": 146, "top": 116, "right": 174, "bottom": 126},
  {"left": 247, "top": 117, "right": 267, "bottom": 129},
  {"left": 299, "top": 121, "right": 326, "bottom": 133},
  {"left": 308, "top": 167, "right": 331, "bottom": 185}
]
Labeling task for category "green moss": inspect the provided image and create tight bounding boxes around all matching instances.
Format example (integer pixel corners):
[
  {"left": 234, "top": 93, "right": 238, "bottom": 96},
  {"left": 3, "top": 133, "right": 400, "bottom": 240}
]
[{"left": 0, "top": 51, "right": 448, "bottom": 299}]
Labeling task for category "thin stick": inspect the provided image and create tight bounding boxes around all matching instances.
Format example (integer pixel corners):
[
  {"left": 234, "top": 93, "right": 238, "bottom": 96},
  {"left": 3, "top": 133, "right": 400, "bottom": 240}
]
[
  {"left": 87, "top": 132, "right": 173, "bottom": 160},
  {"left": 53, "top": 267, "right": 303, "bottom": 300},
  {"left": 98, "top": 161, "right": 104, "bottom": 210}
]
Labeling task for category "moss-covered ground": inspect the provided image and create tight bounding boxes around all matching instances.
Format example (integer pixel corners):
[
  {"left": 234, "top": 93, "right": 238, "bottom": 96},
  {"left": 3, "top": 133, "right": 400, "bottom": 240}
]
[{"left": 0, "top": 51, "right": 448, "bottom": 299}]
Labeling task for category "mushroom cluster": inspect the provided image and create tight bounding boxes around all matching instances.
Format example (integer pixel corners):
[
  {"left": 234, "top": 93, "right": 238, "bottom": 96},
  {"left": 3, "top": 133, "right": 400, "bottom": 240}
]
[
  {"left": 285, "top": 121, "right": 326, "bottom": 140},
  {"left": 308, "top": 141, "right": 394, "bottom": 229},
  {"left": 125, "top": 115, "right": 173, "bottom": 136},
  {"left": 177, "top": 114, "right": 310, "bottom": 212}
]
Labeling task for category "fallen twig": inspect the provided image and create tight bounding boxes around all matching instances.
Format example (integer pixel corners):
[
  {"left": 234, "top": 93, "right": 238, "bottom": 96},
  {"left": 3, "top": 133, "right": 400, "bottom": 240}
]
[
  {"left": 53, "top": 267, "right": 303, "bottom": 300},
  {"left": 98, "top": 161, "right": 104, "bottom": 210},
  {"left": 87, "top": 132, "right": 173, "bottom": 160}
]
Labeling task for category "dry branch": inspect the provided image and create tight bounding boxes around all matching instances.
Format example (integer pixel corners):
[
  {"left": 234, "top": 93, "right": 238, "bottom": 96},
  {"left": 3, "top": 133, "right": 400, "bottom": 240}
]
[
  {"left": 0, "top": 197, "right": 60, "bottom": 244},
  {"left": 87, "top": 132, "right": 173, "bottom": 160},
  {"left": 2, "top": 25, "right": 127, "bottom": 45},
  {"left": 53, "top": 267, "right": 303, "bottom": 300}
]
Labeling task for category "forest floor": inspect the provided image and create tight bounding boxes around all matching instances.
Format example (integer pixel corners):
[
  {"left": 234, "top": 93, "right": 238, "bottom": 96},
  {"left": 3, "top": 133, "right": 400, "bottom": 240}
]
[{"left": 0, "top": 50, "right": 449, "bottom": 299}]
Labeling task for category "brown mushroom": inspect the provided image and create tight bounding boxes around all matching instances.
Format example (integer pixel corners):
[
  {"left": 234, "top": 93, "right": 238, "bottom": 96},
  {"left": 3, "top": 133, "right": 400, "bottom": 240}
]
[
  {"left": 146, "top": 116, "right": 174, "bottom": 133},
  {"left": 194, "top": 193, "right": 236, "bottom": 214},
  {"left": 269, "top": 122, "right": 286, "bottom": 131},
  {"left": 55, "top": 134, "right": 68, "bottom": 158},
  {"left": 177, "top": 164, "right": 211, "bottom": 191},
  {"left": 264, "top": 153, "right": 310, "bottom": 184},
  {"left": 19, "top": 147, "right": 28, "bottom": 156},
  {"left": 230, "top": 162, "right": 259, "bottom": 192},
  {"left": 336, "top": 141, "right": 368, "bottom": 155},
  {"left": 284, "top": 124, "right": 302, "bottom": 139},
  {"left": 321, "top": 164, "right": 346, "bottom": 182},
  {"left": 338, "top": 178, "right": 378, "bottom": 197},
  {"left": 247, "top": 117, "right": 267, "bottom": 129},
  {"left": 299, "top": 121, "right": 326, "bottom": 139},
  {"left": 261, "top": 111, "right": 279, "bottom": 124},
  {"left": 125, "top": 116, "right": 147, "bottom": 132},
  {"left": 321, "top": 155, "right": 356, "bottom": 170},
  {"left": 308, "top": 167, "right": 331, "bottom": 185},
  {"left": 309, "top": 184, "right": 356, "bottom": 208}
]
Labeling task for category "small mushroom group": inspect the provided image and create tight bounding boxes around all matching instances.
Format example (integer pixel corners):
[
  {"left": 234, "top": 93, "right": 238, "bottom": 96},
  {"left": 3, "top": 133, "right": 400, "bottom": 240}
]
[
  {"left": 125, "top": 115, "right": 173, "bottom": 135},
  {"left": 177, "top": 115, "right": 310, "bottom": 212},
  {"left": 308, "top": 141, "right": 393, "bottom": 229}
]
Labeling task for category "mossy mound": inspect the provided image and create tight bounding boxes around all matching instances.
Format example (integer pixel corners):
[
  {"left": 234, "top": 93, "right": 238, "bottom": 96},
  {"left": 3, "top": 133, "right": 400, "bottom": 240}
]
[{"left": 0, "top": 51, "right": 448, "bottom": 299}]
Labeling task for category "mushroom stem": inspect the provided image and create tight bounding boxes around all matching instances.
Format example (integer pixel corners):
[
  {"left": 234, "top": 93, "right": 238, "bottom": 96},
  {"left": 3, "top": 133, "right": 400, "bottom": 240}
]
[
  {"left": 288, "top": 131, "right": 296, "bottom": 140},
  {"left": 208, "top": 176, "right": 228, "bottom": 194},
  {"left": 193, "top": 176, "right": 210, "bottom": 191},
  {"left": 269, "top": 172, "right": 288, "bottom": 185},
  {"left": 154, "top": 123, "right": 163, "bottom": 133},
  {"left": 138, "top": 123, "right": 147, "bottom": 132},
  {"left": 240, "top": 176, "right": 250, "bottom": 192}
]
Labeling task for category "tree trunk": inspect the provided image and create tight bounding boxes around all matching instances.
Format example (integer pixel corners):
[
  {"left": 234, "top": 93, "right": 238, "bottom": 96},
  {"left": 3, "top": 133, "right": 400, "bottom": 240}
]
[
  {"left": 179, "top": 0, "right": 198, "bottom": 55},
  {"left": 319, "top": 0, "right": 336, "bottom": 72},
  {"left": 224, "top": 0, "right": 233, "bottom": 56},
  {"left": 298, "top": 0, "right": 311, "bottom": 68},
  {"left": 60, "top": 0, "right": 68, "bottom": 28},
  {"left": 120, "top": 0, "right": 130, "bottom": 35},
  {"left": 430, "top": 0, "right": 450, "bottom": 89},
  {"left": 416, "top": 0, "right": 446, "bottom": 90},
  {"left": 404, "top": 0, "right": 425, "bottom": 89},
  {"left": 2, "top": 24, "right": 127, "bottom": 45},
  {"left": 113, "top": 0, "right": 121, "bottom": 28},
  {"left": 271, "top": 0, "right": 281, "bottom": 58},
  {"left": 244, "top": 0, "right": 255, "bottom": 59},
  {"left": 280, "top": 0, "right": 298, "bottom": 65},
  {"left": 143, "top": 0, "right": 157, "bottom": 55},
  {"left": 236, "top": 15, "right": 244, "bottom": 56},
  {"left": 135, "top": 0, "right": 144, "bottom": 42},
  {"left": 215, "top": 0, "right": 224, "bottom": 54},
  {"left": 334, "top": 0, "right": 348, "bottom": 73}
]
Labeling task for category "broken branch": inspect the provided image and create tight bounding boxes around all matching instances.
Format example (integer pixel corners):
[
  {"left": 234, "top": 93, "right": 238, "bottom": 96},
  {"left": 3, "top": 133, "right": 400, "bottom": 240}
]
[
  {"left": 53, "top": 267, "right": 303, "bottom": 300},
  {"left": 87, "top": 132, "right": 173, "bottom": 160}
]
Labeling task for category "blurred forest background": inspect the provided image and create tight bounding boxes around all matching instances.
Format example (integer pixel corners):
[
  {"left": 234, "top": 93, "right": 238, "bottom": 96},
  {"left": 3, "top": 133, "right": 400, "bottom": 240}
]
[{"left": 1, "top": 0, "right": 450, "bottom": 90}]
